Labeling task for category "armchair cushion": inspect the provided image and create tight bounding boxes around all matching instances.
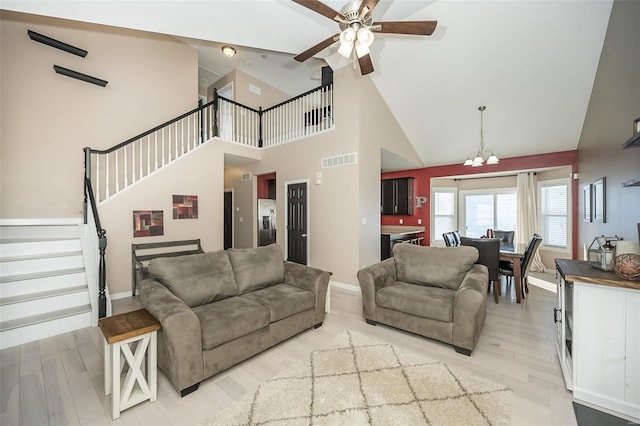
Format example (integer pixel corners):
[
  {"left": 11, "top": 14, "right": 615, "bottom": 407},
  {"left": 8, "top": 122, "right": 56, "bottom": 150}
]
[
  {"left": 393, "top": 244, "right": 479, "bottom": 290},
  {"left": 148, "top": 250, "right": 237, "bottom": 307},
  {"left": 192, "top": 297, "right": 270, "bottom": 350},
  {"left": 377, "top": 282, "right": 455, "bottom": 322},
  {"left": 228, "top": 244, "right": 285, "bottom": 294}
]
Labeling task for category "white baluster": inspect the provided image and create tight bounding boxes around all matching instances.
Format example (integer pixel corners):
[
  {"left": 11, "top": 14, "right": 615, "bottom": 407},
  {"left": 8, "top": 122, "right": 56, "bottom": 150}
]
[
  {"left": 106, "top": 154, "right": 110, "bottom": 199},
  {"left": 181, "top": 120, "right": 184, "bottom": 155},
  {"left": 124, "top": 145, "right": 128, "bottom": 187},
  {"left": 162, "top": 128, "right": 165, "bottom": 166},
  {"left": 96, "top": 154, "right": 101, "bottom": 203},
  {"left": 154, "top": 133, "right": 158, "bottom": 172},
  {"left": 115, "top": 149, "right": 120, "bottom": 192}
]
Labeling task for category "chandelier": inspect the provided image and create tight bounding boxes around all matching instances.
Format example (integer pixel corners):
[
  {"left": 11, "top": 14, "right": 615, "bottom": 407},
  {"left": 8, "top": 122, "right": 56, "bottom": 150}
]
[{"left": 463, "top": 106, "right": 499, "bottom": 167}]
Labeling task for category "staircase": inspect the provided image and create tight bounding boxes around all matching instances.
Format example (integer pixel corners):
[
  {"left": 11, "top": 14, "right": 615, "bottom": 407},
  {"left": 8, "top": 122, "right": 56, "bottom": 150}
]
[{"left": 0, "top": 219, "right": 93, "bottom": 349}]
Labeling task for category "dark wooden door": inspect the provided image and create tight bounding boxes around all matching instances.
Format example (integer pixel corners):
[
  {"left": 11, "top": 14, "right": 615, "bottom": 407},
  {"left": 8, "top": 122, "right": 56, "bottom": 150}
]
[
  {"left": 223, "top": 191, "right": 233, "bottom": 249},
  {"left": 287, "top": 182, "right": 307, "bottom": 265}
]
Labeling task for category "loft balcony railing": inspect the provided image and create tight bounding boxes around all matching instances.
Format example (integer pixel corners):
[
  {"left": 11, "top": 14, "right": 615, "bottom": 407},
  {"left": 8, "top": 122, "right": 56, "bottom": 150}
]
[{"left": 85, "top": 83, "right": 333, "bottom": 204}]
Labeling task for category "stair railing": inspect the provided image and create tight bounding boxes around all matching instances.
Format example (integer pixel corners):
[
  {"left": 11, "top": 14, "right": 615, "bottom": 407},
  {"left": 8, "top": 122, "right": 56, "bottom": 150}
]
[{"left": 83, "top": 150, "right": 107, "bottom": 319}]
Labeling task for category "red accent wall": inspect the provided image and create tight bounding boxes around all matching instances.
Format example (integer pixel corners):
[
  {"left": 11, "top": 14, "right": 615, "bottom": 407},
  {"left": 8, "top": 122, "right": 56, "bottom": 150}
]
[
  {"left": 381, "top": 150, "right": 579, "bottom": 257},
  {"left": 257, "top": 172, "right": 276, "bottom": 199}
]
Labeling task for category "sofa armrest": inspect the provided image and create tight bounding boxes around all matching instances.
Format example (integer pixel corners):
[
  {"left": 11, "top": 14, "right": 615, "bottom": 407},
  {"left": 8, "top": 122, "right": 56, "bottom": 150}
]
[
  {"left": 357, "top": 258, "right": 397, "bottom": 322},
  {"left": 452, "top": 264, "right": 489, "bottom": 352},
  {"left": 139, "top": 279, "right": 203, "bottom": 393},
  {"left": 284, "top": 261, "right": 330, "bottom": 324}
]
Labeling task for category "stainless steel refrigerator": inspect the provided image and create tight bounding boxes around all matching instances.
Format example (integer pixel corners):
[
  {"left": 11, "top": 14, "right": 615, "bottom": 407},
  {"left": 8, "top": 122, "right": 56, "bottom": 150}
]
[{"left": 258, "top": 199, "right": 276, "bottom": 246}]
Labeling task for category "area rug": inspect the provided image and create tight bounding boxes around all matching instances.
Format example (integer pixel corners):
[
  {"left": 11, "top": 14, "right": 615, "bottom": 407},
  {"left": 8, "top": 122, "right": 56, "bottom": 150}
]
[{"left": 202, "top": 330, "right": 512, "bottom": 425}]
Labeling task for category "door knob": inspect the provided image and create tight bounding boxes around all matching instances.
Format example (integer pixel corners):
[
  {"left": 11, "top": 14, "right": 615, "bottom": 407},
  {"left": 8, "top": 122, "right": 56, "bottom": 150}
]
[{"left": 302, "top": 233, "right": 307, "bottom": 237}]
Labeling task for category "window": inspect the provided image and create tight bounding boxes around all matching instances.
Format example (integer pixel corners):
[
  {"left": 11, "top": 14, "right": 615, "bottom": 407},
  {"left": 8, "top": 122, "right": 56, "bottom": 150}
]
[
  {"left": 460, "top": 189, "right": 517, "bottom": 238},
  {"left": 431, "top": 188, "right": 457, "bottom": 243},
  {"left": 539, "top": 179, "right": 570, "bottom": 249}
]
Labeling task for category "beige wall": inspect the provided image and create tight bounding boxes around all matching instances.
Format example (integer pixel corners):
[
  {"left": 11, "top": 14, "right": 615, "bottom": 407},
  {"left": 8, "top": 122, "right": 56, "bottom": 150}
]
[
  {"left": 0, "top": 11, "right": 198, "bottom": 218},
  {"left": 223, "top": 66, "right": 361, "bottom": 286},
  {"left": 358, "top": 74, "right": 422, "bottom": 270},
  {"left": 577, "top": 0, "right": 640, "bottom": 255},
  {"left": 207, "top": 69, "right": 289, "bottom": 109}
]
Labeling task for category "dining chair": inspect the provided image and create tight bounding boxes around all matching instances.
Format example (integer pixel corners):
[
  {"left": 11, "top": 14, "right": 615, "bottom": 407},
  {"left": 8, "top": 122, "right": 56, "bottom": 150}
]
[
  {"left": 493, "top": 230, "right": 515, "bottom": 250},
  {"left": 460, "top": 236, "right": 501, "bottom": 303},
  {"left": 500, "top": 234, "right": 543, "bottom": 298}
]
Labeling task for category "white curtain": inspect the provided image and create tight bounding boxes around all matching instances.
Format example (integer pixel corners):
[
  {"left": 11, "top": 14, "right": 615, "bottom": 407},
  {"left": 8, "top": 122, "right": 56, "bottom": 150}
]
[{"left": 516, "top": 172, "right": 545, "bottom": 271}]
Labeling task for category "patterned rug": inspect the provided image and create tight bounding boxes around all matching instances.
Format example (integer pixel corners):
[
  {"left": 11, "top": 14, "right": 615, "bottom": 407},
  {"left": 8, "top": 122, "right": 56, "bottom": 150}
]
[{"left": 202, "top": 330, "right": 512, "bottom": 425}]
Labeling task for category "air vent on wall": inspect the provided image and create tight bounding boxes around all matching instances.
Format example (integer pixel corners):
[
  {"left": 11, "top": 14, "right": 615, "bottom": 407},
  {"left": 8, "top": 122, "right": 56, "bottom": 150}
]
[
  {"left": 241, "top": 172, "right": 252, "bottom": 181},
  {"left": 322, "top": 153, "right": 358, "bottom": 169}
]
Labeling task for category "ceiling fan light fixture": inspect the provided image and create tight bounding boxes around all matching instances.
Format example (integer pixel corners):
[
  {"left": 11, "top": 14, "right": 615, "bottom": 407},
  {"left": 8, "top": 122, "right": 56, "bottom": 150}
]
[
  {"left": 356, "top": 27, "right": 374, "bottom": 46},
  {"left": 221, "top": 45, "right": 236, "bottom": 58},
  {"left": 355, "top": 40, "right": 370, "bottom": 58},
  {"left": 338, "top": 27, "right": 356, "bottom": 58}
]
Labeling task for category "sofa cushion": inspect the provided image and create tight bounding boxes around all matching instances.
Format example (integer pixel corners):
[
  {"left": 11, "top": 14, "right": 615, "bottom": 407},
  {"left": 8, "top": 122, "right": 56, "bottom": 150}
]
[
  {"left": 228, "top": 244, "right": 285, "bottom": 295},
  {"left": 192, "top": 296, "right": 270, "bottom": 350},
  {"left": 393, "top": 244, "right": 478, "bottom": 290},
  {"left": 376, "top": 282, "right": 455, "bottom": 322},
  {"left": 148, "top": 250, "right": 238, "bottom": 307},
  {"left": 241, "top": 283, "right": 315, "bottom": 322}
]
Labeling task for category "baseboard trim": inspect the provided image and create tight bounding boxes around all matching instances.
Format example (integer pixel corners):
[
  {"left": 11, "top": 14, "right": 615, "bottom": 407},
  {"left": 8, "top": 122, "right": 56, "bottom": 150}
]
[
  {"left": 110, "top": 291, "right": 131, "bottom": 301},
  {"left": 330, "top": 281, "right": 360, "bottom": 293}
]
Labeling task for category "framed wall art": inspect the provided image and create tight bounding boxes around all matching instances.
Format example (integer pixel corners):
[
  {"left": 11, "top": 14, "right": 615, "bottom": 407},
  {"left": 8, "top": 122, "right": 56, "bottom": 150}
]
[
  {"left": 592, "top": 177, "right": 606, "bottom": 223},
  {"left": 133, "top": 210, "right": 164, "bottom": 237},
  {"left": 173, "top": 195, "right": 198, "bottom": 219},
  {"left": 583, "top": 184, "right": 592, "bottom": 222}
]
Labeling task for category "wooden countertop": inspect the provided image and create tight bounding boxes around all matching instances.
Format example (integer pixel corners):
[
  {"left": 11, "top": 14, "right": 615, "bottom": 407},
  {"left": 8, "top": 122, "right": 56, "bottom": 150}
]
[
  {"left": 555, "top": 259, "right": 640, "bottom": 291},
  {"left": 381, "top": 225, "right": 425, "bottom": 236}
]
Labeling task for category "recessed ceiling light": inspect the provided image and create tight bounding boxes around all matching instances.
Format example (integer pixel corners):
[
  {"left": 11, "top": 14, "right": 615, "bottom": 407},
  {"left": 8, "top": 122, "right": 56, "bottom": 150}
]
[{"left": 221, "top": 45, "right": 236, "bottom": 58}]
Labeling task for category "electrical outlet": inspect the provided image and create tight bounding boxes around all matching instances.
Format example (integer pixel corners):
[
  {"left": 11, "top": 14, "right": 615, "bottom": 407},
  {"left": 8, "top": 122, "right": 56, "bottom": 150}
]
[
  {"left": 399, "top": 219, "right": 403, "bottom": 224},
  {"left": 418, "top": 218, "right": 422, "bottom": 225}
]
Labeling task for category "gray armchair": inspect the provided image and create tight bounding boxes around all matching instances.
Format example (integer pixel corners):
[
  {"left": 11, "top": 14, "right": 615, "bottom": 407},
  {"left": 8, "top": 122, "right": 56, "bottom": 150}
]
[{"left": 358, "top": 244, "right": 489, "bottom": 355}]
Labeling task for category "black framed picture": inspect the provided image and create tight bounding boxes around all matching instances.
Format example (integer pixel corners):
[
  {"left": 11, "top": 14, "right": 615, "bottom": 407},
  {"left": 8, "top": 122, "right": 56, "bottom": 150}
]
[
  {"left": 583, "top": 184, "right": 592, "bottom": 222},
  {"left": 593, "top": 177, "right": 606, "bottom": 223}
]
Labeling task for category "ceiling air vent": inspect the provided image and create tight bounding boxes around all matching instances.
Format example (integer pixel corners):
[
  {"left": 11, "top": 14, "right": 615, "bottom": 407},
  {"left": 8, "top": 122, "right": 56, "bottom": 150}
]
[
  {"left": 322, "top": 153, "right": 357, "bottom": 169},
  {"left": 241, "top": 172, "right": 252, "bottom": 181}
]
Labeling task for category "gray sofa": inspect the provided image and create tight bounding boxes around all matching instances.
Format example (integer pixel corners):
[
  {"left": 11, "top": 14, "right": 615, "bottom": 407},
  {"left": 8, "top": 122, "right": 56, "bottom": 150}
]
[
  {"left": 357, "top": 244, "right": 488, "bottom": 355},
  {"left": 139, "top": 243, "right": 330, "bottom": 396}
]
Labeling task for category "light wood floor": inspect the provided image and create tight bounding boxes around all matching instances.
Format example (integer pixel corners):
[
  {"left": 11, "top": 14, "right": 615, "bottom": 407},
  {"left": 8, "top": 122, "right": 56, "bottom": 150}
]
[{"left": 1, "top": 273, "right": 578, "bottom": 426}]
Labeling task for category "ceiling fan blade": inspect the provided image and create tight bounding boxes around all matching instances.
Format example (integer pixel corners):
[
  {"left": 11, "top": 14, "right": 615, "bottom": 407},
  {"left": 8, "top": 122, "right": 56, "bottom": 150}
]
[
  {"left": 372, "top": 21, "right": 438, "bottom": 36},
  {"left": 358, "top": 0, "right": 380, "bottom": 17},
  {"left": 291, "top": 0, "right": 346, "bottom": 22},
  {"left": 294, "top": 34, "right": 339, "bottom": 62},
  {"left": 358, "top": 54, "right": 374, "bottom": 75}
]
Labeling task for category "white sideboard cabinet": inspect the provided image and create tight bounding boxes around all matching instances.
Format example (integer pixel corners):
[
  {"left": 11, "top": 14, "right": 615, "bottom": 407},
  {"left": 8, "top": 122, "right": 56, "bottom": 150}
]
[{"left": 555, "top": 259, "right": 640, "bottom": 421}]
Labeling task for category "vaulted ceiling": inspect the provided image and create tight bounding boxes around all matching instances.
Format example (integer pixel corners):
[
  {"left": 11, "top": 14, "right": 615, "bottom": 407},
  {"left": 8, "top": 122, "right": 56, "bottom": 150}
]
[{"left": 2, "top": 1, "right": 613, "bottom": 168}]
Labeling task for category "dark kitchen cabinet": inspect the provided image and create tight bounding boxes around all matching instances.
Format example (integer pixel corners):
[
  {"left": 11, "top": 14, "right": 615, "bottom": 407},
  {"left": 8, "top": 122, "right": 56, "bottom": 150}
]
[{"left": 381, "top": 177, "right": 414, "bottom": 215}]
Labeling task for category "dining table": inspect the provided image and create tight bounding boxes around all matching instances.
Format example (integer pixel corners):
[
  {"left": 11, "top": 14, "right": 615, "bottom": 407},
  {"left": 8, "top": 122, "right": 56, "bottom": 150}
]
[{"left": 499, "top": 243, "right": 527, "bottom": 303}]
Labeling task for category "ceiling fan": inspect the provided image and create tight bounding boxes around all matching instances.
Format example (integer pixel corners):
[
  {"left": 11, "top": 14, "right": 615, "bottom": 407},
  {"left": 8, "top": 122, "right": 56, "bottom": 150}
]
[{"left": 292, "top": 0, "right": 437, "bottom": 75}]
